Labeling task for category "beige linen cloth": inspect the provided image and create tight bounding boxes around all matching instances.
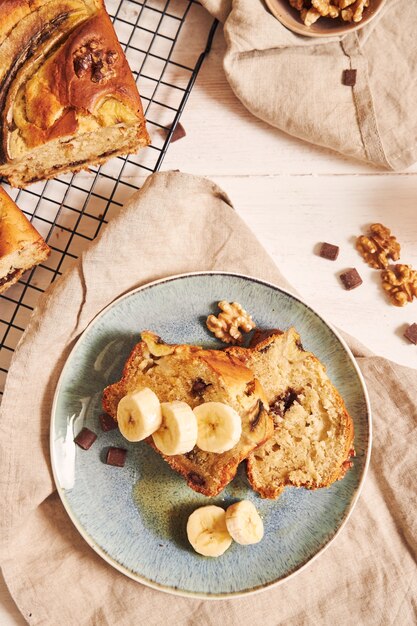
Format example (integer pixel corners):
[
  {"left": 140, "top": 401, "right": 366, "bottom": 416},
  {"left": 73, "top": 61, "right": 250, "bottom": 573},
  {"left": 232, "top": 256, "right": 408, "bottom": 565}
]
[
  {"left": 0, "top": 171, "right": 416, "bottom": 625},
  {"left": 200, "top": 0, "right": 417, "bottom": 170}
]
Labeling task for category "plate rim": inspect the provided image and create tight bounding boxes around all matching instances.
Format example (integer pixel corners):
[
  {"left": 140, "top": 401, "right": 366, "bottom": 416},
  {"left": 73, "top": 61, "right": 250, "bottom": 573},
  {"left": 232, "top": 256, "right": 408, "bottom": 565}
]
[{"left": 50, "top": 270, "right": 372, "bottom": 600}]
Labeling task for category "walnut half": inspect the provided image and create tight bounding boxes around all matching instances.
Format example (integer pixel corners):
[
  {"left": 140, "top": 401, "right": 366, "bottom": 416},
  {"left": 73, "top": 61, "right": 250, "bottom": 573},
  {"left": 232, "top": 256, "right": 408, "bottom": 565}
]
[
  {"left": 206, "top": 301, "right": 256, "bottom": 345},
  {"left": 356, "top": 223, "right": 401, "bottom": 269},
  {"left": 381, "top": 264, "right": 417, "bottom": 307}
]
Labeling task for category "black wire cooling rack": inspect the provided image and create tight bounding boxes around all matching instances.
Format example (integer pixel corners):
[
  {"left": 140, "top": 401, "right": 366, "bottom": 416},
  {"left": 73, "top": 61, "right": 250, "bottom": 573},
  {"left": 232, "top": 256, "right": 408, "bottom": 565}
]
[{"left": 0, "top": 0, "right": 218, "bottom": 397}]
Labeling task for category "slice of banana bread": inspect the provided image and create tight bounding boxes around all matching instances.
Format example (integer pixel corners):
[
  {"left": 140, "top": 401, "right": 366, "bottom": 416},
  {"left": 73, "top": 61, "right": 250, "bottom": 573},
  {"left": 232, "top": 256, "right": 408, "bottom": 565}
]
[
  {"left": 103, "top": 331, "right": 273, "bottom": 497},
  {"left": 0, "top": 186, "right": 50, "bottom": 293},
  {"left": 227, "top": 328, "right": 355, "bottom": 499}
]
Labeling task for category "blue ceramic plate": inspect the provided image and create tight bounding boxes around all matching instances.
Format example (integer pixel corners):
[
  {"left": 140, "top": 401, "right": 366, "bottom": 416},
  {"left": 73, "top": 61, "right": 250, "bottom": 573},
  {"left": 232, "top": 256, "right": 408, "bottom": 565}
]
[{"left": 51, "top": 272, "right": 371, "bottom": 598}]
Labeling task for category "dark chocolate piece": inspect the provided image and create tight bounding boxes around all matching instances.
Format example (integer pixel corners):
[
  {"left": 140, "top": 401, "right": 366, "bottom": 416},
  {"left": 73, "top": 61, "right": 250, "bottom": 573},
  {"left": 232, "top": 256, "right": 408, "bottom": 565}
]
[
  {"left": 342, "top": 69, "right": 357, "bottom": 86},
  {"left": 106, "top": 447, "right": 127, "bottom": 467},
  {"left": 404, "top": 323, "right": 417, "bottom": 345},
  {"left": 249, "top": 328, "right": 283, "bottom": 348},
  {"left": 74, "top": 427, "right": 97, "bottom": 450},
  {"left": 99, "top": 413, "right": 118, "bottom": 432},
  {"left": 170, "top": 122, "right": 186, "bottom": 143},
  {"left": 319, "top": 242, "right": 339, "bottom": 261},
  {"left": 340, "top": 268, "right": 363, "bottom": 290},
  {"left": 188, "top": 472, "right": 206, "bottom": 487},
  {"left": 191, "top": 378, "right": 211, "bottom": 397},
  {"left": 270, "top": 389, "right": 299, "bottom": 423}
]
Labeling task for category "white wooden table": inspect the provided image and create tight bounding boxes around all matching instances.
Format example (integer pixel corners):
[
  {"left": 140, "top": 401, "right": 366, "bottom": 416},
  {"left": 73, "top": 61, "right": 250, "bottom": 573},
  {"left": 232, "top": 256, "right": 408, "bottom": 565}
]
[{"left": 2, "top": 9, "right": 417, "bottom": 624}]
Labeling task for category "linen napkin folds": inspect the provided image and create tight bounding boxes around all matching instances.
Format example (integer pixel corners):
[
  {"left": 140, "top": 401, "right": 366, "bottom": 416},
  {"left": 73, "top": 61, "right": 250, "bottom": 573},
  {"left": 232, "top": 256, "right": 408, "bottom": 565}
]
[
  {"left": 200, "top": 0, "right": 417, "bottom": 170},
  {"left": 0, "top": 171, "right": 416, "bottom": 625}
]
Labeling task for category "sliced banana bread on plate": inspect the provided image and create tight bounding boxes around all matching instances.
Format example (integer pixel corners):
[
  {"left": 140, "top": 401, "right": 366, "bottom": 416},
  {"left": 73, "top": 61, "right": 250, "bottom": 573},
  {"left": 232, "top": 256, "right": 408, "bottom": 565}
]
[
  {"left": 103, "top": 331, "right": 273, "bottom": 497},
  {"left": 227, "top": 328, "right": 355, "bottom": 499}
]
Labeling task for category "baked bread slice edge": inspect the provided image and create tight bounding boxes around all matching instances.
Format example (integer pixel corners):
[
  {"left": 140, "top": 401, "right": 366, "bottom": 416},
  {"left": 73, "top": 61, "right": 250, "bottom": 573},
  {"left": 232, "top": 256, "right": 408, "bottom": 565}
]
[
  {"left": 0, "top": 187, "right": 50, "bottom": 293},
  {"left": 227, "top": 328, "right": 355, "bottom": 499},
  {"left": 103, "top": 331, "right": 274, "bottom": 497}
]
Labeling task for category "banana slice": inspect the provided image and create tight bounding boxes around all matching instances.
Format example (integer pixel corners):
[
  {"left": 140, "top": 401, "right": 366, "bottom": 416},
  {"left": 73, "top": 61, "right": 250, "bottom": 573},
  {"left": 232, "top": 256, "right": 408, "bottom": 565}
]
[
  {"left": 152, "top": 401, "right": 198, "bottom": 456},
  {"left": 225, "top": 500, "right": 264, "bottom": 545},
  {"left": 117, "top": 387, "right": 162, "bottom": 442},
  {"left": 193, "top": 402, "right": 242, "bottom": 454},
  {"left": 187, "top": 505, "right": 233, "bottom": 557}
]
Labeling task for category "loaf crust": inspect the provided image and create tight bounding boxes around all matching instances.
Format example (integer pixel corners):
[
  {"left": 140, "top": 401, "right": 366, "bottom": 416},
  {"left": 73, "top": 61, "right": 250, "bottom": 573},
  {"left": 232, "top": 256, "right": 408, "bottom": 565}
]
[
  {"left": 103, "top": 331, "right": 274, "bottom": 497},
  {"left": 0, "top": 187, "right": 50, "bottom": 293},
  {"left": 0, "top": 0, "right": 149, "bottom": 187},
  {"left": 227, "top": 328, "right": 355, "bottom": 499}
]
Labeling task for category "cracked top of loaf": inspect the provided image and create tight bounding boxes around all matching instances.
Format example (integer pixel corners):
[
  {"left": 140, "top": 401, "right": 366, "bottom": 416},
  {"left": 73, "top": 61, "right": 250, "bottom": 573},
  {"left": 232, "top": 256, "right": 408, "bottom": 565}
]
[{"left": 0, "top": 0, "right": 149, "bottom": 185}]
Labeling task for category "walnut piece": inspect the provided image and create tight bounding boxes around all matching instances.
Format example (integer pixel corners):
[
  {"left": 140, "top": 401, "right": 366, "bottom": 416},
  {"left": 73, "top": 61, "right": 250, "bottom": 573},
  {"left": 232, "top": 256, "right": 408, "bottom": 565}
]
[
  {"left": 290, "top": 0, "right": 369, "bottom": 25},
  {"left": 356, "top": 223, "right": 401, "bottom": 269},
  {"left": 73, "top": 40, "right": 118, "bottom": 83},
  {"left": 312, "top": 0, "right": 340, "bottom": 18},
  {"left": 206, "top": 301, "right": 256, "bottom": 345},
  {"left": 341, "top": 0, "right": 369, "bottom": 22},
  {"left": 381, "top": 264, "right": 417, "bottom": 307},
  {"left": 301, "top": 7, "right": 322, "bottom": 25}
]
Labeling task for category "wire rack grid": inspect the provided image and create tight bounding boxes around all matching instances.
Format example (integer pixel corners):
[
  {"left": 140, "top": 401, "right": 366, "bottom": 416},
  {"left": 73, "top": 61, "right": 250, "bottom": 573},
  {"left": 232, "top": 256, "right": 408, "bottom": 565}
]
[{"left": 0, "top": 0, "right": 217, "bottom": 397}]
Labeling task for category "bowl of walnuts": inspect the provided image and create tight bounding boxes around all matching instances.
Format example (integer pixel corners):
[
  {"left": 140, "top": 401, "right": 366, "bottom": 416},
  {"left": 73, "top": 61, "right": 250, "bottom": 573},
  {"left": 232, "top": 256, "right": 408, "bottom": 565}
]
[{"left": 265, "top": 0, "right": 387, "bottom": 37}]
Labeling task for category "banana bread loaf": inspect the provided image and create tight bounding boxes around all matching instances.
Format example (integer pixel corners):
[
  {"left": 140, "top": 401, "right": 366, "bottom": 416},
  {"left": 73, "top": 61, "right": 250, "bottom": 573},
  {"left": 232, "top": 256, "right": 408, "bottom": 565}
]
[
  {"left": 0, "top": 186, "right": 50, "bottom": 294},
  {"left": 0, "top": 0, "right": 149, "bottom": 187},
  {"left": 103, "top": 331, "right": 274, "bottom": 497}
]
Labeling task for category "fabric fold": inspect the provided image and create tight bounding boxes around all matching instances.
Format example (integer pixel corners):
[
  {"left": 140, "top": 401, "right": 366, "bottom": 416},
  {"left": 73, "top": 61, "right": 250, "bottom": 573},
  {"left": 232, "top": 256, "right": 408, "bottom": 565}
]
[
  {"left": 0, "top": 171, "right": 415, "bottom": 625},
  {"left": 201, "top": 0, "right": 416, "bottom": 170}
]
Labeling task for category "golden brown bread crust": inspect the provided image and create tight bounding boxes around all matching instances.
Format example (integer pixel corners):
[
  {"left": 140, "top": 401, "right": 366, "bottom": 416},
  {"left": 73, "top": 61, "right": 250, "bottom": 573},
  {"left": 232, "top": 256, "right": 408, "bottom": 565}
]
[
  {"left": 0, "top": 0, "right": 149, "bottom": 187},
  {"left": 227, "top": 328, "right": 355, "bottom": 499},
  {"left": 103, "top": 332, "right": 274, "bottom": 497},
  {"left": 0, "top": 186, "right": 50, "bottom": 292},
  {"left": 11, "top": 11, "right": 143, "bottom": 150}
]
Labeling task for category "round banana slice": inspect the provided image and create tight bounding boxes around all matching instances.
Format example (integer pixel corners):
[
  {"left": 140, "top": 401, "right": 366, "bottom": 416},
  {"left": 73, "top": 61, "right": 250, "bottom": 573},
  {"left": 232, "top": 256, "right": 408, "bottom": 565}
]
[
  {"left": 193, "top": 402, "right": 242, "bottom": 454},
  {"left": 187, "top": 505, "right": 233, "bottom": 557},
  {"left": 117, "top": 387, "right": 162, "bottom": 442},
  {"left": 152, "top": 401, "right": 198, "bottom": 456},
  {"left": 225, "top": 500, "right": 264, "bottom": 545}
]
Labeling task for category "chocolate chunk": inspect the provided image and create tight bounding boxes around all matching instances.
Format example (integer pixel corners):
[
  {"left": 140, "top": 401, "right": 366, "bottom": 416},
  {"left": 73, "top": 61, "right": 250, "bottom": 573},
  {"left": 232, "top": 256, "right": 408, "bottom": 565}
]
[
  {"left": 270, "top": 389, "right": 299, "bottom": 419},
  {"left": 74, "top": 427, "right": 97, "bottom": 450},
  {"left": 170, "top": 122, "right": 186, "bottom": 143},
  {"left": 250, "top": 328, "right": 283, "bottom": 349},
  {"left": 404, "top": 323, "right": 417, "bottom": 345},
  {"left": 188, "top": 472, "right": 205, "bottom": 487},
  {"left": 106, "top": 447, "right": 127, "bottom": 467},
  {"left": 342, "top": 69, "right": 357, "bottom": 86},
  {"left": 99, "top": 413, "right": 118, "bottom": 432},
  {"left": 319, "top": 242, "right": 339, "bottom": 261},
  {"left": 191, "top": 378, "right": 211, "bottom": 397},
  {"left": 340, "top": 268, "right": 363, "bottom": 290}
]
